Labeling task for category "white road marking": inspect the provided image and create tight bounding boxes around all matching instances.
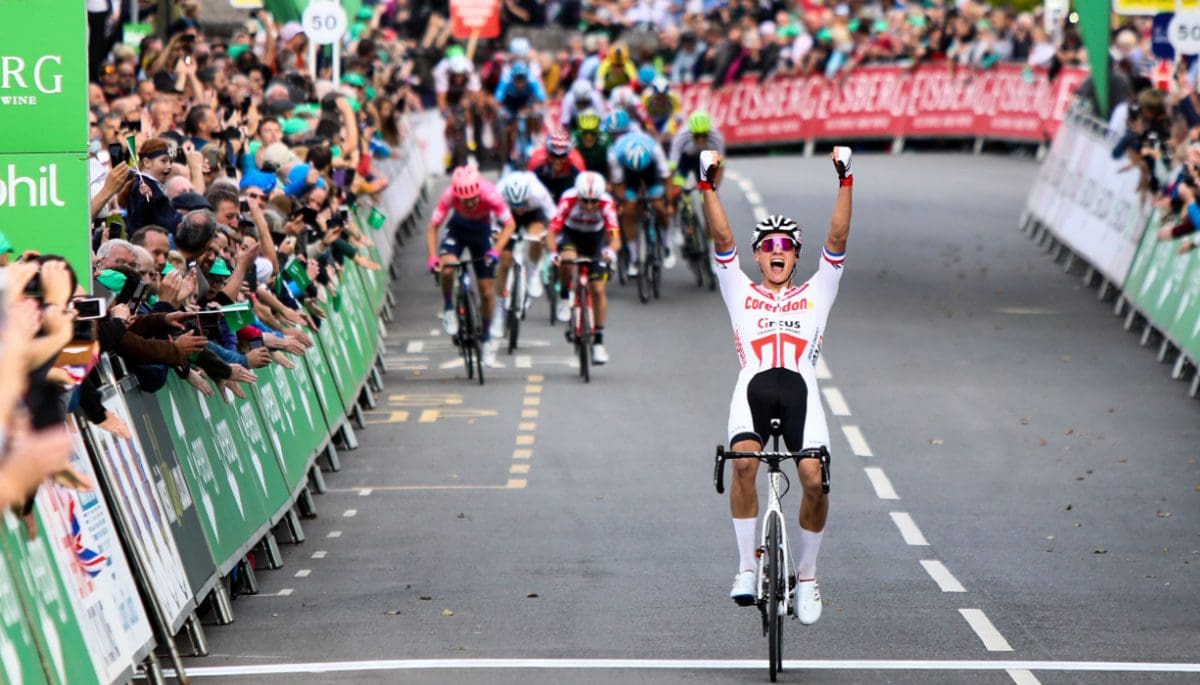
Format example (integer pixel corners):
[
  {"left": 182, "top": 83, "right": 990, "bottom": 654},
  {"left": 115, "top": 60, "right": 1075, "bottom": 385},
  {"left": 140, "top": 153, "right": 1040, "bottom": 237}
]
[
  {"left": 438, "top": 359, "right": 464, "bottom": 370},
  {"left": 406, "top": 341, "right": 424, "bottom": 353},
  {"left": 822, "top": 388, "right": 851, "bottom": 416},
  {"left": 161, "top": 658, "right": 1200, "bottom": 677},
  {"left": 358, "top": 488, "right": 373, "bottom": 496},
  {"left": 995, "top": 307, "right": 1058, "bottom": 315},
  {"left": 920, "top": 560, "right": 966, "bottom": 592},
  {"left": 745, "top": 190, "right": 762, "bottom": 204},
  {"left": 515, "top": 355, "right": 532, "bottom": 368},
  {"left": 311, "top": 551, "right": 327, "bottom": 559},
  {"left": 342, "top": 509, "right": 357, "bottom": 518},
  {"left": 960, "top": 609, "right": 1014, "bottom": 652},
  {"left": 863, "top": 468, "right": 899, "bottom": 500},
  {"left": 752, "top": 206, "right": 769, "bottom": 223},
  {"left": 842, "top": 425, "right": 873, "bottom": 456},
  {"left": 326, "top": 531, "right": 342, "bottom": 538},
  {"left": 428, "top": 328, "right": 440, "bottom": 337},
  {"left": 889, "top": 512, "right": 929, "bottom": 546},
  {"left": 816, "top": 356, "right": 832, "bottom": 379},
  {"left": 1007, "top": 669, "right": 1042, "bottom": 685},
  {"left": 294, "top": 569, "right": 311, "bottom": 578},
  {"left": 275, "top": 589, "right": 293, "bottom": 597}
]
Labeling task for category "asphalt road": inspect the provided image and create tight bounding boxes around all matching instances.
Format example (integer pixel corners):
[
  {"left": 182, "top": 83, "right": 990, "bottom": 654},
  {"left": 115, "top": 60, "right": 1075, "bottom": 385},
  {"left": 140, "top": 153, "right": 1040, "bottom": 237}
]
[{"left": 176, "top": 153, "right": 1200, "bottom": 685}]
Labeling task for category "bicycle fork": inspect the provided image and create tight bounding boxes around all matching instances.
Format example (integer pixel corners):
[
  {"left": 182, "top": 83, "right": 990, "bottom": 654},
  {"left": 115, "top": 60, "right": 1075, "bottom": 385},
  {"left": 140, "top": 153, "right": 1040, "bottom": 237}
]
[{"left": 757, "top": 471, "right": 796, "bottom": 620}]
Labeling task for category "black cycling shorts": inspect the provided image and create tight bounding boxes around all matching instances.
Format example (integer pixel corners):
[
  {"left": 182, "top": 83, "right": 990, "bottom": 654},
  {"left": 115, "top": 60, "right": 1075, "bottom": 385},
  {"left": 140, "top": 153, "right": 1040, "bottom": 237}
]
[{"left": 731, "top": 368, "right": 809, "bottom": 452}]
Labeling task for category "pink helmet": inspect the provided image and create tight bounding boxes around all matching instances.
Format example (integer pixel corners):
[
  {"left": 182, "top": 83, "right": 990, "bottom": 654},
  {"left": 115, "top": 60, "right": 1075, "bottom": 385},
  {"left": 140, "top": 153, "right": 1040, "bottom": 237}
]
[
  {"left": 451, "top": 166, "right": 481, "bottom": 199},
  {"left": 546, "top": 129, "right": 573, "bottom": 157},
  {"left": 574, "top": 171, "right": 605, "bottom": 200}
]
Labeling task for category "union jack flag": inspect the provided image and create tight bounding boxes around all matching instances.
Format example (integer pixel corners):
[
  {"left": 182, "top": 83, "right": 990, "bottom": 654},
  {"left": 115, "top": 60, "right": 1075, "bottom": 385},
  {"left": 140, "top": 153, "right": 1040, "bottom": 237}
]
[{"left": 70, "top": 499, "right": 108, "bottom": 577}]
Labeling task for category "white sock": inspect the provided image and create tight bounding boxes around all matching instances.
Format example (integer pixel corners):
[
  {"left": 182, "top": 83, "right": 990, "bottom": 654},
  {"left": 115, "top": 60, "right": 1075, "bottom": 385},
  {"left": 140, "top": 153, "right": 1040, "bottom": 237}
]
[
  {"left": 627, "top": 242, "right": 639, "bottom": 262},
  {"left": 733, "top": 518, "right": 757, "bottom": 573},
  {"left": 795, "top": 528, "right": 823, "bottom": 580}
]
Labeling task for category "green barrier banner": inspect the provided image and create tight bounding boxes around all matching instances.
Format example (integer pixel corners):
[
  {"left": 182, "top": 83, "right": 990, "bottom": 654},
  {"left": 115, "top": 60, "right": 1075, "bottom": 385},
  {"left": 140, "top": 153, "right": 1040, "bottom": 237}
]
[
  {"left": 252, "top": 360, "right": 331, "bottom": 495},
  {"left": 2, "top": 511, "right": 99, "bottom": 685},
  {"left": 0, "top": 545, "right": 48, "bottom": 685},
  {"left": 0, "top": 0, "right": 91, "bottom": 286},
  {"left": 157, "top": 376, "right": 271, "bottom": 574},
  {"left": 335, "top": 266, "right": 379, "bottom": 386},
  {"left": 1123, "top": 210, "right": 1200, "bottom": 360},
  {"left": 315, "top": 292, "right": 360, "bottom": 412},
  {"left": 33, "top": 417, "right": 155, "bottom": 682},
  {"left": 87, "top": 392, "right": 194, "bottom": 628},
  {"left": 123, "top": 386, "right": 219, "bottom": 605},
  {"left": 301, "top": 332, "right": 347, "bottom": 438}
]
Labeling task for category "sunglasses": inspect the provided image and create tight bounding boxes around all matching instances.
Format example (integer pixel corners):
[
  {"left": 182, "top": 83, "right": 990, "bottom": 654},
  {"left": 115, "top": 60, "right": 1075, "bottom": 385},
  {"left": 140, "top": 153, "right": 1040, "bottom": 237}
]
[
  {"left": 579, "top": 198, "right": 600, "bottom": 205},
  {"left": 246, "top": 192, "right": 264, "bottom": 200},
  {"left": 757, "top": 236, "right": 797, "bottom": 253}
]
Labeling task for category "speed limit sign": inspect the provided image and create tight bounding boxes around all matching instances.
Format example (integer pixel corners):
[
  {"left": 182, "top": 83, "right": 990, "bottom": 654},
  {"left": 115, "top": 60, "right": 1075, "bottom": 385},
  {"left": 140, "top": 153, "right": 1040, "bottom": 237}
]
[
  {"left": 1168, "top": 12, "right": 1200, "bottom": 55},
  {"left": 302, "top": 0, "right": 347, "bottom": 45}
]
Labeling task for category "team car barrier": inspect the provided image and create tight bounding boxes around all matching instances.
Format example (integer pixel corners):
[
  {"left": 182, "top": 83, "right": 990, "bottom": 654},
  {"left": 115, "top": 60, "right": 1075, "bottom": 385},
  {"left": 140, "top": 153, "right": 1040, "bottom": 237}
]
[
  {"left": 1021, "top": 102, "right": 1200, "bottom": 398},
  {"left": 0, "top": 123, "right": 431, "bottom": 684}
]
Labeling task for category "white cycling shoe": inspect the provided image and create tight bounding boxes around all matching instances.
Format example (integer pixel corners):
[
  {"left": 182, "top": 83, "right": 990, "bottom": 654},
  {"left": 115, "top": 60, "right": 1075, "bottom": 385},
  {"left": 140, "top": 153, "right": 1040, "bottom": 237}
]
[
  {"left": 489, "top": 311, "right": 506, "bottom": 339},
  {"left": 730, "top": 570, "right": 756, "bottom": 606},
  {"left": 481, "top": 340, "right": 499, "bottom": 368},
  {"left": 796, "top": 579, "right": 822, "bottom": 625},
  {"left": 527, "top": 272, "right": 544, "bottom": 299},
  {"left": 663, "top": 248, "right": 677, "bottom": 270},
  {"left": 555, "top": 300, "right": 571, "bottom": 323},
  {"left": 592, "top": 344, "right": 609, "bottom": 365},
  {"left": 442, "top": 310, "right": 459, "bottom": 337}
]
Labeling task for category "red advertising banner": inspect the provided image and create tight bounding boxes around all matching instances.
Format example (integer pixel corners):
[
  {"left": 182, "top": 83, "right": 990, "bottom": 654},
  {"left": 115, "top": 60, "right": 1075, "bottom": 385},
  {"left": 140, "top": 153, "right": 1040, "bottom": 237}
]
[
  {"left": 450, "top": 0, "right": 502, "bottom": 40},
  {"left": 548, "top": 64, "right": 1086, "bottom": 147}
]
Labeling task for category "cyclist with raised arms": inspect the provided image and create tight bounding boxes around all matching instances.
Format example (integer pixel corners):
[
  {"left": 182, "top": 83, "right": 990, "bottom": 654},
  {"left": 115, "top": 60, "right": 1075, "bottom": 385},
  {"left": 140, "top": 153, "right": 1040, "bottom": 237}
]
[
  {"left": 699, "top": 146, "right": 854, "bottom": 626},
  {"left": 426, "top": 165, "right": 517, "bottom": 369},
  {"left": 608, "top": 116, "right": 671, "bottom": 276},
  {"left": 548, "top": 171, "right": 621, "bottom": 365},
  {"left": 572, "top": 109, "right": 612, "bottom": 178},
  {"left": 495, "top": 170, "right": 556, "bottom": 302}
]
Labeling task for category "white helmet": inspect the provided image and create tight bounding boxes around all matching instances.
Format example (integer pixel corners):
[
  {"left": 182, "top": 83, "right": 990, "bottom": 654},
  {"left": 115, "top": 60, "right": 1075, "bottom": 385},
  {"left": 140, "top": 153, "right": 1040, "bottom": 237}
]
[
  {"left": 574, "top": 171, "right": 606, "bottom": 201},
  {"left": 501, "top": 171, "right": 534, "bottom": 207},
  {"left": 571, "top": 78, "right": 593, "bottom": 101},
  {"left": 750, "top": 214, "right": 802, "bottom": 252},
  {"left": 509, "top": 36, "right": 532, "bottom": 57},
  {"left": 610, "top": 85, "right": 636, "bottom": 109},
  {"left": 448, "top": 55, "right": 471, "bottom": 75}
]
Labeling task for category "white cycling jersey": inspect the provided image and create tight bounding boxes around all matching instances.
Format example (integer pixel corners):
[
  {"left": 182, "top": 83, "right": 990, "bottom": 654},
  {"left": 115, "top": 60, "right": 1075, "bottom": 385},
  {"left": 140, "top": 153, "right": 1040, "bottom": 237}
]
[
  {"left": 495, "top": 171, "right": 557, "bottom": 219},
  {"left": 714, "top": 244, "right": 846, "bottom": 449}
]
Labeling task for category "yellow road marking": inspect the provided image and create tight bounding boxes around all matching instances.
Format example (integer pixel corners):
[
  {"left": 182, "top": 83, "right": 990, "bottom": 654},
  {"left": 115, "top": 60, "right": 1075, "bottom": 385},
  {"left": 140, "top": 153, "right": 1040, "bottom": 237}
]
[
  {"left": 516, "top": 434, "right": 535, "bottom": 446},
  {"left": 510, "top": 464, "right": 531, "bottom": 474},
  {"left": 512, "top": 449, "right": 532, "bottom": 459},
  {"left": 527, "top": 374, "right": 544, "bottom": 382},
  {"left": 506, "top": 479, "right": 528, "bottom": 488},
  {"left": 523, "top": 397, "right": 541, "bottom": 406},
  {"left": 522, "top": 409, "right": 539, "bottom": 418},
  {"left": 525, "top": 385, "right": 543, "bottom": 394},
  {"left": 518, "top": 422, "right": 537, "bottom": 431}
]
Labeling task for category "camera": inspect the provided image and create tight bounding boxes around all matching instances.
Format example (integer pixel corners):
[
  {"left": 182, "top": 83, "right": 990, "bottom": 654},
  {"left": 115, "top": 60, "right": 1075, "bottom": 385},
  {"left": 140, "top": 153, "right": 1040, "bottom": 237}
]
[
  {"left": 71, "top": 297, "right": 107, "bottom": 320},
  {"left": 108, "top": 142, "right": 125, "bottom": 165},
  {"left": 240, "top": 199, "right": 251, "bottom": 213}
]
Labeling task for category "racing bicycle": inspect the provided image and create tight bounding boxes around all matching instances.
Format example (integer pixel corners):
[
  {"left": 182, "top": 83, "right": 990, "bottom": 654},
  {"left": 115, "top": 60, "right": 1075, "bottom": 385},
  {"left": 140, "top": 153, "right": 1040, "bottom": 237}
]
[
  {"left": 713, "top": 419, "right": 831, "bottom": 682},
  {"left": 562, "top": 257, "right": 599, "bottom": 383},
  {"left": 678, "top": 184, "right": 716, "bottom": 290},
  {"left": 503, "top": 234, "right": 541, "bottom": 354},
  {"left": 439, "top": 260, "right": 486, "bottom": 385},
  {"left": 636, "top": 194, "right": 664, "bottom": 304}
]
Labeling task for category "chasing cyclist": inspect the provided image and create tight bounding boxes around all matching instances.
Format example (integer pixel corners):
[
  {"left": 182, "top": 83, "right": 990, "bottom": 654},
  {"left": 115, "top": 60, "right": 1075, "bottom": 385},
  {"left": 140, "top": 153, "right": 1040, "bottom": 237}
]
[
  {"left": 495, "top": 169, "right": 556, "bottom": 304},
  {"left": 699, "top": 147, "right": 854, "bottom": 626},
  {"left": 669, "top": 111, "right": 726, "bottom": 254},
  {"left": 529, "top": 130, "right": 585, "bottom": 201},
  {"left": 572, "top": 109, "right": 612, "bottom": 178},
  {"left": 495, "top": 62, "right": 547, "bottom": 168},
  {"left": 426, "top": 165, "right": 517, "bottom": 369},
  {"left": 548, "top": 171, "right": 620, "bottom": 365},
  {"left": 642, "top": 77, "right": 682, "bottom": 147},
  {"left": 608, "top": 115, "right": 671, "bottom": 276}
]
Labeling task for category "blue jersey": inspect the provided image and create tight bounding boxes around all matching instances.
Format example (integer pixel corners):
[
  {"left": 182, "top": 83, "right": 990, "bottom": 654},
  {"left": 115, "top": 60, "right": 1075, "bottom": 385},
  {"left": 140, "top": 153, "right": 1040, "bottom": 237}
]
[
  {"left": 611, "top": 131, "right": 661, "bottom": 170},
  {"left": 607, "top": 131, "right": 669, "bottom": 187},
  {"left": 495, "top": 78, "right": 546, "bottom": 112}
]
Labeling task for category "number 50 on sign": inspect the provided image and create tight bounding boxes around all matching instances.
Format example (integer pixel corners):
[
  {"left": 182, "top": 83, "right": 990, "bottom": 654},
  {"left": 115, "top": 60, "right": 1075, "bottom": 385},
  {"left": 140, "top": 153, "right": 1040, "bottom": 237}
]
[
  {"left": 302, "top": 0, "right": 347, "bottom": 45},
  {"left": 1169, "top": 12, "right": 1200, "bottom": 54}
]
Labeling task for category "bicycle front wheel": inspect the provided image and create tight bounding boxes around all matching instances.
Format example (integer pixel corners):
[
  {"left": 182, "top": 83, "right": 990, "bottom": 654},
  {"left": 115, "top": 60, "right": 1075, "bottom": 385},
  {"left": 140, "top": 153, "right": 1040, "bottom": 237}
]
[
  {"left": 578, "top": 302, "right": 591, "bottom": 383},
  {"left": 507, "top": 264, "right": 522, "bottom": 354},
  {"left": 767, "top": 513, "right": 783, "bottom": 681}
]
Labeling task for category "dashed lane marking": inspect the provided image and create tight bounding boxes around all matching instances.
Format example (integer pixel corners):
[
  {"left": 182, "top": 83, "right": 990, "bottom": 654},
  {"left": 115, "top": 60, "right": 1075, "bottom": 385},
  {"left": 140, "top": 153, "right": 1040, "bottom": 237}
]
[
  {"left": 294, "top": 569, "right": 311, "bottom": 578},
  {"left": 920, "top": 560, "right": 966, "bottom": 592},
  {"left": 510, "top": 464, "right": 531, "bottom": 474},
  {"left": 512, "top": 449, "right": 532, "bottom": 459},
  {"left": 960, "top": 609, "right": 1014, "bottom": 652},
  {"left": 164, "top": 658, "right": 1200, "bottom": 677},
  {"left": 358, "top": 488, "right": 373, "bottom": 496},
  {"left": 515, "top": 435, "right": 535, "bottom": 446},
  {"left": 1007, "top": 669, "right": 1042, "bottom": 685},
  {"left": 406, "top": 341, "right": 424, "bottom": 353},
  {"left": 521, "top": 409, "right": 538, "bottom": 418},
  {"left": 863, "top": 468, "right": 899, "bottom": 500},
  {"left": 753, "top": 206, "right": 769, "bottom": 223},
  {"left": 822, "top": 387, "right": 851, "bottom": 416},
  {"left": 518, "top": 422, "right": 536, "bottom": 431},
  {"left": 842, "top": 425, "right": 873, "bottom": 456},
  {"left": 889, "top": 512, "right": 929, "bottom": 546},
  {"left": 745, "top": 190, "right": 762, "bottom": 204},
  {"left": 326, "top": 531, "right": 342, "bottom": 538},
  {"left": 515, "top": 355, "right": 532, "bottom": 368},
  {"left": 428, "top": 328, "right": 440, "bottom": 337},
  {"left": 342, "top": 509, "right": 358, "bottom": 518},
  {"left": 816, "top": 357, "right": 832, "bottom": 380},
  {"left": 525, "top": 384, "right": 542, "bottom": 394},
  {"left": 311, "top": 551, "right": 327, "bottom": 559}
]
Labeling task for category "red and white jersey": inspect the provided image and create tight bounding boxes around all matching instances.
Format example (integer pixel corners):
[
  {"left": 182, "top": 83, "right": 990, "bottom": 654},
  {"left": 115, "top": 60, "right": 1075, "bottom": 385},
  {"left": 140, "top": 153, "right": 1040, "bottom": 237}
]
[
  {"left": 549, "top": 188, "right": 619, "bottom": 234},
  {"left": 714, "top": 244, "right": 845, "bottom": 381}
]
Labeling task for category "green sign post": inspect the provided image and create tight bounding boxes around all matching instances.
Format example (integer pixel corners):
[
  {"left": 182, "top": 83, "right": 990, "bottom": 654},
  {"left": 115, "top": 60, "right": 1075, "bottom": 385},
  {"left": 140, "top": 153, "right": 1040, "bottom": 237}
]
[{"left": 0, "top": 0, "right": 90, "bottom": 284}]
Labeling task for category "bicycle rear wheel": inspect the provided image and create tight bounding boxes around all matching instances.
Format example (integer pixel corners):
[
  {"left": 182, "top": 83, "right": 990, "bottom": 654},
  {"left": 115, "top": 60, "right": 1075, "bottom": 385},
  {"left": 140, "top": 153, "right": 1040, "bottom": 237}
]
[
  {"left": 507, "top": 263, "right": 522, "bottom": 354},
  {"left": 546, "top": 265, "right": 558, "bottom": 326},
  {"left": 577, "top": 303, "right": 591, "bottom": 383},
  {"left": 636, "top": 227, "right": 650, "bottom": 303},
  {"left": 767, "top": 513, "right": 783, "bottom": 682},
  {"left": 651, "top": 234, "right": 663, "bottom": 300}
]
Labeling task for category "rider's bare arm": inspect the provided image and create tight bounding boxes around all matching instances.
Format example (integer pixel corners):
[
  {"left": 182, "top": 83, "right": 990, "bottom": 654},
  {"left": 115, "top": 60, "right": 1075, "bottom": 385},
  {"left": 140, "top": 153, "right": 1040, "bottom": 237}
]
[
  {"left": 699, "top": 152, "right": 734, "bottom": 254},
  {"left": 826, "top": 146, "right": 853, "bottom": 255}
]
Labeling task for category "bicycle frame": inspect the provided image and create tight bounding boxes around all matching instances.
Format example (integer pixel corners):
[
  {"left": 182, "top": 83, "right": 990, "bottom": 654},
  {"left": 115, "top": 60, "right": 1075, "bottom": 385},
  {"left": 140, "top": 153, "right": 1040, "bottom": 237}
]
[{"left": 758, "top": 460, "right": 794, "bottom": 616}]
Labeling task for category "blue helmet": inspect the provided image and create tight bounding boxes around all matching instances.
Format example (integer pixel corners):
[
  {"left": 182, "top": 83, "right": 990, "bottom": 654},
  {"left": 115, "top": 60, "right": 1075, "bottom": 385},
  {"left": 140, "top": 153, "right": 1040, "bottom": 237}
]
[
  {"left": 637, "top": 64, "right": 657, "bottom": 88},
  {"left": 624, "top": 141, "right": 652, "bottom": 172},
  {"left": 510, "top": 62, "right": 530, "bottom": 80},
  {"left": 605, "top": 110, "right": 630, "bottom": 136}
]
